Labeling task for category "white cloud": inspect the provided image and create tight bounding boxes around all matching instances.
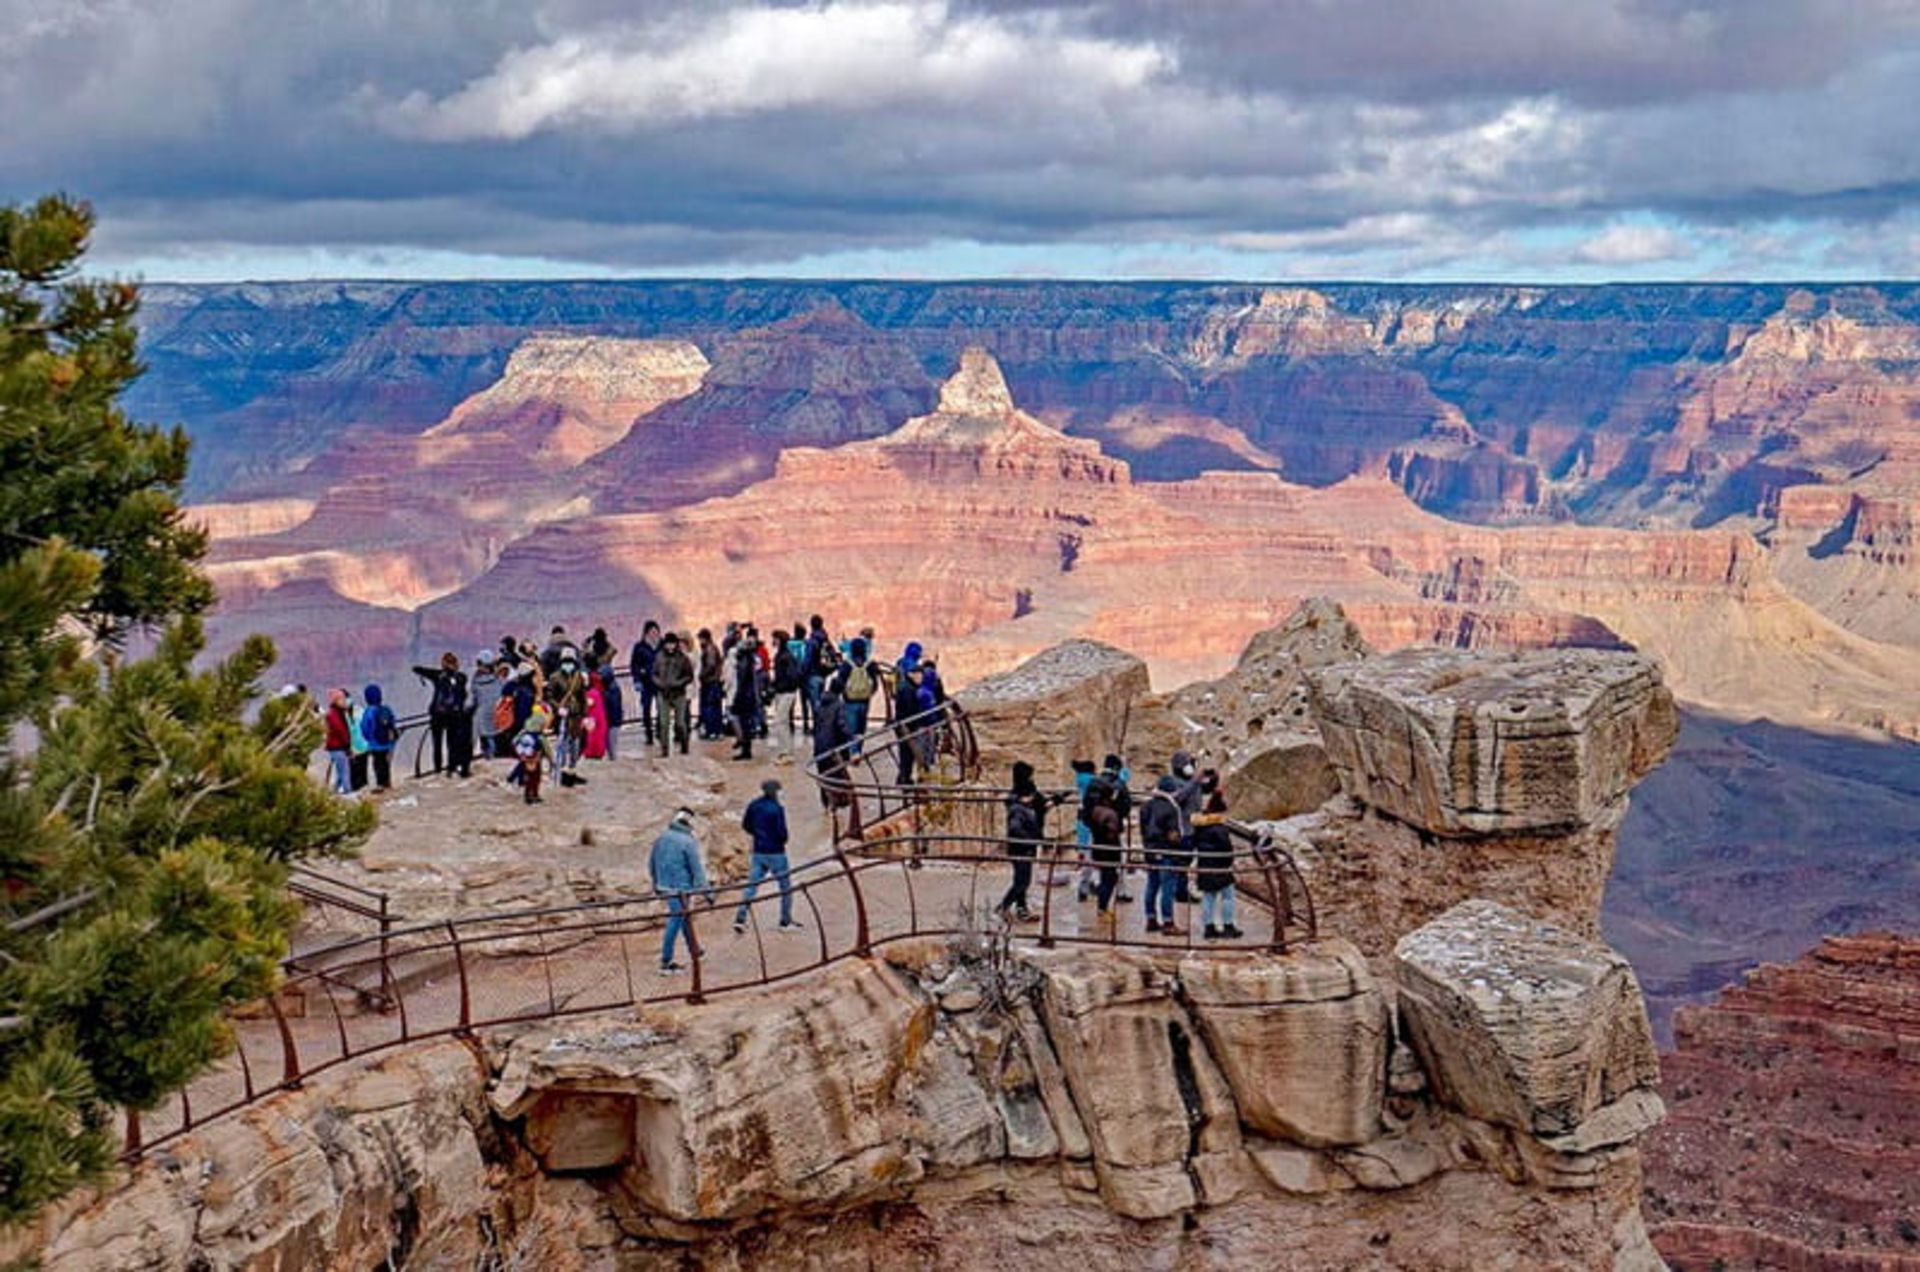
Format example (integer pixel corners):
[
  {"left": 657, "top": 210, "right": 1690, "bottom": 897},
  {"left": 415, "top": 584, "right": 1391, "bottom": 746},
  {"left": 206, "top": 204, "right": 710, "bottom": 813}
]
[
  {"left": 384, "top": 1, "right": 1171, "bottom": 141},
  {"left": 1574, "top": 222, "right": 1696, "bottom": 265}
]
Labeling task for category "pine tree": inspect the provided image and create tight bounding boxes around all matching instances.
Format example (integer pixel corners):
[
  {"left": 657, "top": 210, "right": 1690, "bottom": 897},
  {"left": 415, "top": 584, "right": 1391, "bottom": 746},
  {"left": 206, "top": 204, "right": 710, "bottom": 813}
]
[{"left": 0, "top": 195, "right": 375, "bottom": 1225}]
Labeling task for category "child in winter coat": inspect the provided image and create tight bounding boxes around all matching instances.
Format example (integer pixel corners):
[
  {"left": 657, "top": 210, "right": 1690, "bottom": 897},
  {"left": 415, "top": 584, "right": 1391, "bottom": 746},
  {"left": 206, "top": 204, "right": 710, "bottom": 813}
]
[{"left": 515, "top": 705, "right": 554, "bottom": 805}]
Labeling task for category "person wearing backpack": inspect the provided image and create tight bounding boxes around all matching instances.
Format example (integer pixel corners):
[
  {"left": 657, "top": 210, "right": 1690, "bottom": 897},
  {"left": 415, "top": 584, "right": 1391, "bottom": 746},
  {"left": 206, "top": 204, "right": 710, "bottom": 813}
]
[
  {"left": 831, "top": 637, "right": 878, "bottom": 751},
  {"left": 1140, "top": 750, "right": 1204, "bottom": 937},
  {"left": 630, "top": 620, "right": 663, "bottom": 747},
  {"left": 996, "top": 761, "right": 1051, "bottom": 923},
  {"left": 359, "top": 683, "right": 398, "bottom": 790},
  {"left": 802, "top": 615, "right": 834, "bottom": 722},
  {"left": 1080, "top": 754, "right": 1132, "bottom": 929},
  {"left": 891, "top": 663, "right": 925, "bottom": 785},
  {"left": 411, "top": 652, "right": 470, "bottom": 778}
]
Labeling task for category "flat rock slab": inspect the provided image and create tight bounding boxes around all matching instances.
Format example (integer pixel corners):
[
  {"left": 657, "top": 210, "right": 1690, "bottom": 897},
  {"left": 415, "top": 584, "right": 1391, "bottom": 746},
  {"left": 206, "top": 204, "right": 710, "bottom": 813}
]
[
  {"left": 1394, "top": 900, "right": 1661, "bottom": 1144},
  {"left": 960, "top": 639, "right": 1150, "bottom": 781},
  {"left": 1308, "top": 647, "right": 1678, "bottom": 835}
]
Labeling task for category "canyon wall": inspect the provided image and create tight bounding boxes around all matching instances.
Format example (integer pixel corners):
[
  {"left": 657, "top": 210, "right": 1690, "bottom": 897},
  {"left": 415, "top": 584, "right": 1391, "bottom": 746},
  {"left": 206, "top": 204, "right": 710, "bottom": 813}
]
[{"left": 1643, "top": 934, "right": 1920, "bottom": 1271}]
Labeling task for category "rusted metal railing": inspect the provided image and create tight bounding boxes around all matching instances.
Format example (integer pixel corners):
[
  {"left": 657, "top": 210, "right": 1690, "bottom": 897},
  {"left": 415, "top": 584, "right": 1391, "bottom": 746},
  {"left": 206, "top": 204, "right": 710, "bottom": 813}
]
[{"left": 124, "top": 828, "right": 1312, "bottom": 1161}]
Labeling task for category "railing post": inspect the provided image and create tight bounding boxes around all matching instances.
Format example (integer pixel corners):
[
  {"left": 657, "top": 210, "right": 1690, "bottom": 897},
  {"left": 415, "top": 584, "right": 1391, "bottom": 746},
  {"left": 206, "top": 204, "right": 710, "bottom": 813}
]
[
  {"left": 124, "top": 1107, "right": 142, "bottom": 1157},
  {"left": 835, "top": 847, "right": 872, "bottom": 956},
  {"left": 268, "top": 991, "right": 303, "bottom": 1088},
  {"left": 1038, "top": 843, "right": 1058, "bottom": 949},
  {"left": 1255, "top": 842, "right": 1288, "bottom": 954},
  {"left": 447, "top": 920, "right": 473, "bottom": 1033},
  {"left": 685, "top": 904, "right": 706, "bottom": 1005}
]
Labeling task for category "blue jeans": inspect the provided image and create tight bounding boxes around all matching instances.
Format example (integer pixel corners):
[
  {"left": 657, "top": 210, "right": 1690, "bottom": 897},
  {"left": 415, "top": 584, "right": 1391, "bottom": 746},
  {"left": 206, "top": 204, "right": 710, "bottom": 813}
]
[
  {"left": 1202, "top": 887, "right": 1237, "bottom": 928},
  {"left": 661, "top": 894, "right": 692, "bottom": 967},
  {"left": 843, "top": 699, "right": 870, "bottom": 752},
  {"left": 327, "top": 749, "right": 352, "bottom": 794},
  {"left": 1143, "top": 853, "right": 1180, "bottom": 923},
  {"left": 734, "top": 853, "right": 793, "bottom": 927}
]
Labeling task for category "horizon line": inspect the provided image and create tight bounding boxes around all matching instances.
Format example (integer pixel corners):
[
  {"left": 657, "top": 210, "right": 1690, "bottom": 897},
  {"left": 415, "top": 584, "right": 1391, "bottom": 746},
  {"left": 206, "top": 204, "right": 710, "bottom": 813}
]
[{"left": 137, "top": 274, "right": 1920, "bottom": 289}]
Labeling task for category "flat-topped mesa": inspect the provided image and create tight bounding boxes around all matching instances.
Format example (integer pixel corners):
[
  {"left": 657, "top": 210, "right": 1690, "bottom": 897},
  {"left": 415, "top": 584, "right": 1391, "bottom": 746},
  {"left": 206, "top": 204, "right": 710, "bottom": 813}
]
[{"left": 1279, "top": 647, "right": 1679, "bottom": 955}]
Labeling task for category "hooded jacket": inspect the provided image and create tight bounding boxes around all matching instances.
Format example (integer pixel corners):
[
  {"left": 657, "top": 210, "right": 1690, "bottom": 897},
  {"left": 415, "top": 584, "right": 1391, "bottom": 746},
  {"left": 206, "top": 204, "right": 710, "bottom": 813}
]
[{"left": 359, "top": 684, "right": 396, "bottom": 752}]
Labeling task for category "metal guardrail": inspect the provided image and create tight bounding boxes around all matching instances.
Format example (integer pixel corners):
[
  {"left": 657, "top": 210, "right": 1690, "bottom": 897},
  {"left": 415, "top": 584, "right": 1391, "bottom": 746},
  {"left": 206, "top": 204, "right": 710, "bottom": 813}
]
[
  {"left": 123, "top": 831, "right": 1312, "bottom": 1160},
  {"left": 128, "top": 674, "right": 1318, "bottom": 1161}
]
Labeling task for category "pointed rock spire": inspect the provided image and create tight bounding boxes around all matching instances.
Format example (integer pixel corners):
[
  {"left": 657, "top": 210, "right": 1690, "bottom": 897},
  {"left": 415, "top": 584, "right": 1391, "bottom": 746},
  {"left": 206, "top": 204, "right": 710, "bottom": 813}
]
[{"left": 937, "top": 346, "right": 1016, "bottom": 417}]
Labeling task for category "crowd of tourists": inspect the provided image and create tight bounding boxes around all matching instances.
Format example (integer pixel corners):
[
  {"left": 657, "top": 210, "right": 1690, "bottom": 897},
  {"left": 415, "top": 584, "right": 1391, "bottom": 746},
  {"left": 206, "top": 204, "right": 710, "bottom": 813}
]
[
  {"left": 996, "top": 748, "right": 1245, "bottom": 943},
  {"left": 316, "top": 616, "right": 947, "bottom": 806},
  {"left": 314, "top": 615, "right": 1244, "bottom": 979}
]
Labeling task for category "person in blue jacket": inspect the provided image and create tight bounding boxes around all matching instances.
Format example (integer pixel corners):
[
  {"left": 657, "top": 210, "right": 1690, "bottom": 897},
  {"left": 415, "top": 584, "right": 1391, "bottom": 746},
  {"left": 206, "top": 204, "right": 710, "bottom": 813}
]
[
  {"left": 359, "top": 683, "right": 398, "bottom": 790},
  {"left": 648, "top": 809, "right": 711, "bottom": 974},
  {"left": 733, "top": 780, "right": 801, "bottom": 933}
]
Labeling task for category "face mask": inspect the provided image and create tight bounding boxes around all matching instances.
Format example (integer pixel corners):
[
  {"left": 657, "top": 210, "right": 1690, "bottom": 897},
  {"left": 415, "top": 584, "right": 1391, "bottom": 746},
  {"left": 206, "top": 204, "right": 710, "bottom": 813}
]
[{"left": 1178, "top": 763, "right": 1195, "bottom": 779}]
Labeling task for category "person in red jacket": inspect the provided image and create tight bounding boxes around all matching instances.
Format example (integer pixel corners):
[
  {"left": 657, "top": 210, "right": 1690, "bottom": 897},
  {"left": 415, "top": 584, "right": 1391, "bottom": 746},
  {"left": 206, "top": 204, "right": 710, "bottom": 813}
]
[{"left": 323, "top": 687, "right": 354, "bottom": 794}]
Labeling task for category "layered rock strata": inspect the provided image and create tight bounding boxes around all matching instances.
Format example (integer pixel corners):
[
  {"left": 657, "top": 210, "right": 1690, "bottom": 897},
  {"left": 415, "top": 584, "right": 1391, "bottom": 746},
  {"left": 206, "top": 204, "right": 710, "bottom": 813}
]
[
  {"left": 14, "top": 638, "right": 1680, "bottom": 1270},
  {"left": 31, "top": 934, "right": 1665, "bottom": 1270},
  {"left": 1276, "top": 647, "right": 1679, "bottom": 958},
  {"left": 1643, "top": 934, "right": 1920, "bottom": 1271}
]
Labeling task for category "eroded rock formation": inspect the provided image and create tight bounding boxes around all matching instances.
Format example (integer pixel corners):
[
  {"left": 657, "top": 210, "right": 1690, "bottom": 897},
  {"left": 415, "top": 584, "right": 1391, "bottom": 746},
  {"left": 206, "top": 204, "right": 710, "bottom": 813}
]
[
  {"left": 1643, "top": 934, "right": 1920, "bottom": 1271},
  {"left": 15, "top": 634, "right": 1682, "bottom": 1270}
]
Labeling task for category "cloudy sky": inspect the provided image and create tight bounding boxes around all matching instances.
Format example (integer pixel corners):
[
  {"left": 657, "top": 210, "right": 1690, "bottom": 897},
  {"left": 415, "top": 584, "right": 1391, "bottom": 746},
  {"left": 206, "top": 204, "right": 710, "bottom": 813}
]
[{"left": 6, "top": 0, "right": 1920, "bottom": 281}]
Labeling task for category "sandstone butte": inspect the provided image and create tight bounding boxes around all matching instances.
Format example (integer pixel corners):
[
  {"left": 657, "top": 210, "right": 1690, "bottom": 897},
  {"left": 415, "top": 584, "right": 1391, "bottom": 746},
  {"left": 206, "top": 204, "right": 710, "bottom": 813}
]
[
  {"left": 10, "top": 628, "right": 1695, "bottom": 1270},
  {"left": 1643, "top": 934, "right": 1920, "bottom": 1272}
]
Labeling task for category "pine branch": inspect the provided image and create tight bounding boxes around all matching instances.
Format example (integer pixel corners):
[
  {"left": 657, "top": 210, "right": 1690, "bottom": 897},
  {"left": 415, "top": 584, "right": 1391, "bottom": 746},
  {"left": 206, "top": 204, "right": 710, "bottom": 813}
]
[{"left": 4, "top": 888, "right": 100, "bottom": 933}]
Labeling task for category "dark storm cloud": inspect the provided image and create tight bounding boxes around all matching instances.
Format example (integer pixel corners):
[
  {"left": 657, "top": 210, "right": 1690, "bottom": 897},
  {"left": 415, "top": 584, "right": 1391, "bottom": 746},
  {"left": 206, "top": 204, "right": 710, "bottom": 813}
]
[{"left": 2, "top": 0, "right": 1917, "bottom": 276}]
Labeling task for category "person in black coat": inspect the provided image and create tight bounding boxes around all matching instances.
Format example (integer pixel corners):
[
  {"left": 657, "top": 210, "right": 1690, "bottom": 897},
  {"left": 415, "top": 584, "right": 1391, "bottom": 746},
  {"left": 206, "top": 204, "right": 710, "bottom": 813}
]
[
  {"left": 997, "top": 761, "right": 1051, "bottom": 922},
  {"left": 412, "top": 651, "right": 472, "bottom": 778},
  {"left": 630, "top": 620, "right": 662, "bottom": 746},
  {"left": 1192, "top": 784, "right": 1242, "bottom": 940},
  {"left": 892, "top": 664, "right": 926, "bottom": 785},
  {"left": 812, "top": 688, "right": 854, "bottom": 809},
  {"left": 729, "top": 640, "right": 761, "bottom": 760}
]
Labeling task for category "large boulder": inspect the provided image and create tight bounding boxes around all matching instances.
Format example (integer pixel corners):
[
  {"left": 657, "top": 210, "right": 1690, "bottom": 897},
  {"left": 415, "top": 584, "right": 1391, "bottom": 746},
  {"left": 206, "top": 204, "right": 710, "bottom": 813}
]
[
  {"left": 1394, "top": 900, "right": 1663, "bottom": 1149},
  {"left": 960, "top": 639, "right": 1150, "bottom": 783},
  {"left": 1130, "top": 599, "right": 1369, "bottom": 815},
  {"left": 490, "top": 957, "right": 941, "bottom": 1223},
  {"left": 1308, "top": 647, "right": 1679, "bottom": 836},
  {"left": 1178, "top": 940, "right": 1387, "bottom": 1148},
  {"left": 19, "top": 1042, "right": 493, "bottom": 1272},
  {"left": 1035, "top": 953, "right": 1243, "bottom": 1218}
]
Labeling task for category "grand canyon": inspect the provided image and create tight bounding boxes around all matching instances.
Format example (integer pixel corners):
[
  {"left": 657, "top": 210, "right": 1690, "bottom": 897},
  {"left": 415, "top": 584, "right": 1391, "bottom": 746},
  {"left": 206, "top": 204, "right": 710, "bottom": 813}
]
[
  {"left": 31, "top": 278, "right": 1907, "bottom": 1268},
  {"left": 153, "top": 280, "right": 1920, "bottom": 1018}
]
